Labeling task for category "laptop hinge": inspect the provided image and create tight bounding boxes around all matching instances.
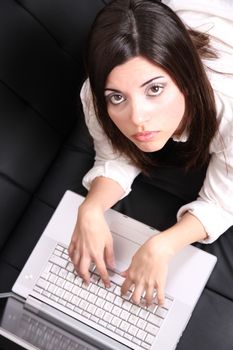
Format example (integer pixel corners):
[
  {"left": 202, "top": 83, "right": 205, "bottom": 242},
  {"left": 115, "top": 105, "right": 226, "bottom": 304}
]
[{"left": 25, "top": 295, "right": 42, "bottom": 314}]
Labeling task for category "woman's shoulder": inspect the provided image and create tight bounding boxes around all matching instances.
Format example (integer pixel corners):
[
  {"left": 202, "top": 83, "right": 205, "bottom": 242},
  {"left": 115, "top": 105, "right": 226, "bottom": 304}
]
[{"left": 210, "top": 88, "right": 233, "bottom": 153}]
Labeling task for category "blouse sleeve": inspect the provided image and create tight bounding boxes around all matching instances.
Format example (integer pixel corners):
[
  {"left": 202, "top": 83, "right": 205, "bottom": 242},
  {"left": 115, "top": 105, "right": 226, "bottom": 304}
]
[
  {"left": 80, "top": 79, "right": 141, "bottom": 196},
  {"left": 177, "top": 92, "right": 233, "bottom": 243}
]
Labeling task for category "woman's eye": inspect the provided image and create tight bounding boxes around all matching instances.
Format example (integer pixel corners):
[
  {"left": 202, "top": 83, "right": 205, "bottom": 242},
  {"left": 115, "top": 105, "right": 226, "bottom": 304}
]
[
  {"left": 108, "top": 94, "right": 125, "bottom": 105},
  {"left": 147, "top": 84, "right": 163, "bottom": 96}
]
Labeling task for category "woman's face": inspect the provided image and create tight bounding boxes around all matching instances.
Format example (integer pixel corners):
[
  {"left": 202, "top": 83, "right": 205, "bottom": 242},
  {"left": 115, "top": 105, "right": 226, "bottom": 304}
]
[{"left": 105, "top": 56, "right": 186, "bottom": 152}]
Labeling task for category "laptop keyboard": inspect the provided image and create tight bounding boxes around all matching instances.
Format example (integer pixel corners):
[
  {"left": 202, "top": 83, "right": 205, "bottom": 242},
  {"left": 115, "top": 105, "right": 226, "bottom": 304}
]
[{"left": 33, "top": 243, "right": 174, "bottom": 350}]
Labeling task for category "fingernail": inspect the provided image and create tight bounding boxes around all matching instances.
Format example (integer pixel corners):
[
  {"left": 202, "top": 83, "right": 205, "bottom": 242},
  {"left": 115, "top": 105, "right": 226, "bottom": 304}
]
[{"left": 105, "top": 281, "right": 111, "bottom": 288}]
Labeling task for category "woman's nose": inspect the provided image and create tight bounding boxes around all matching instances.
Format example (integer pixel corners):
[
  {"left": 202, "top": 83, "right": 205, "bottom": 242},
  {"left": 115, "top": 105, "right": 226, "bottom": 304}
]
[{"left": 129, "top": 100, "right": 150, "bottom": 125}]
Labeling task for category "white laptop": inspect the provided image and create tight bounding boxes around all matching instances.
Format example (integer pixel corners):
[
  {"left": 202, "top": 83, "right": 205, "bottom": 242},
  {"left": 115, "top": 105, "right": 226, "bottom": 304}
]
[{"left": 10, "top": 190, "right": 216, "bottom": 350}]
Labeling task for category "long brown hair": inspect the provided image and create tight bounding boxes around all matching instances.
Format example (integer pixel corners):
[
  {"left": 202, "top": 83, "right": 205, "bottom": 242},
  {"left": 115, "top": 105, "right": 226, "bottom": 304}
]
[{"left": 86, "top": 0, "right": 218, "bottom": 172}]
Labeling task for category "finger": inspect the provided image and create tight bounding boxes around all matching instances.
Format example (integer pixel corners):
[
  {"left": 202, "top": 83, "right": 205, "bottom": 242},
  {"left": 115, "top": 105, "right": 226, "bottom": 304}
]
[
  {"left": 131, "top": 284, "right": 145, "bottom": 305},
  {"left": 72, "top": 248, "right": 81, "bottom": 267},
  {"left": 104, "top": 242, "right": 115, "bottom": 270},
  {"left": 70, "top": 227, "right": 78, "bottom": 244},
  {"left": 121, "top": 273, "right": 133, "bottom": 296},
  {"left": 95, "top": 258, "right": 110, "bottom": 288},
  {"left": 156, "top": 283, "right": 165, "bottom": 306},
  {"left": 78, "top": 255, "right": 91, "bottom": 285},
  {"left": 120, "top": 270, "right": 128, "bottom": 278},
  {"left": 68, "top": 243, "right": 73, "bottom": 258},
  {"left": 145, "top": 284, "right": 155, "bottom": 306}
]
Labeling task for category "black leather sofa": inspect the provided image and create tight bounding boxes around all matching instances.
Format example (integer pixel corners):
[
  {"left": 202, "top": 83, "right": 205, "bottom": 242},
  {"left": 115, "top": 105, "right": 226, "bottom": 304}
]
[{"left": 0, "top": 1, "right": 233, "bottom": 349}]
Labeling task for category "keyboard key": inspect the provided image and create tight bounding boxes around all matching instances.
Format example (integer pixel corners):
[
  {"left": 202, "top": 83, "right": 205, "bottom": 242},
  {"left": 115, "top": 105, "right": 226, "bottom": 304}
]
[
  {"left": 122, "top": 291, "right": 132, "bottom": 301},
  {"left": 131, "top": 304, "right": 141, "bottom": 316},
  {"left": 147, "top": 313, "right": 163, "bottom": 327},
  {"left": 90, "top": 273, "right": 100, "bottom": 284},
  {"left": 120, "top": 309, "right": 130, "bottom": 321},
  {"left": 106, "top": 292, "right": 115, "bottom": 303},
  {"left": 139, "top": 308, "right": 149, "bottom": 320},
  {"left": 59, "top": 268, "right": 68, "bottom": 279},
  {"left": 54, "top": 287, "right": 65, "bottom": 298},
  {"left": 64, "top": 281, "right": 73, "bottom": 292},
  {"left": 87, "top": 293, "right": 97, "bottom": 304},
  {"left": 56, "top": 277, "right": 65, "bottom": 288},
  {"left": 67, "top": 272, "right": 75, "bottom": 283},
  {"left": 115, "top": 329, "right": 124, "bottom": 337},
  {"left": 136, "top": 329, "right": 147, "bottom": 341},
  {"left": 132, "top": 337, "right": 141, "bottom": 346},
  {"left": 71, "top": 295, "right": 81, "bottom": 306},
  {"left": 119, "top": 320, "right": 130, "bottom": 332},
  {"left": 137, "top": 318, "right": 147, "bottom": 330},
  {"left": 90, "top": 315, "right": 99, "bottom": 323},
  {"left": 66, "top": 262, "right": 74, "bottom": 272},
  {"left": 54, "top": 249, "right": 62, "bottom": 257},
  {"left": 128, "top": 314, "right": 139, "bottom": 325},
  {"left": 122, "top": 300, "right": 132, "bottom": 311},
  {"left": 141, "top": 342, "right": 152, "bottom": 350},
  {"left": 164, "top": 296, "right": 173, "bottom": 310},
  {"left": 48, "top": 273, "right": 58, "bottom": 284},
  {"left": 156, "top": 307, "right": 168, "bottom": 318},
  {"left": 86, "top": 304, "right": 97, "bottom": 315},
  {"left": 95, "top": 308, "right": 105, "bottom": 319},
  {"left": 128, "top": 325, "right": 139, "bottom": 337},
  {"left": 112, "top": 305, "right": 121, "bottom": 317},
  {"left": 49, "top": 255, "right": 67, "bottom": 268},
  {"left": 103, "top": 312, "right": 113, "bottom": 323},
  {"left": 111, "top": 316, "right": 121, "bottom": 327},
  {"left": 145, "top": 322, "right": 160, "bottom": 335},
  {"left": 48, "top": 284, "right": 57, "bottom": 294},
  {"left": 108, "top": 271, "right": 125, "bottom": 286},
  {"left": 51, "top": 265, "right": 60, "bottom": 274},
  {"left": 89, "top": 284, "right": 99, "bottom": 294},
  {"left": 99, "top": 320, "right": 107, "bottom": 328},
  {"left": 36, "top": 278, "right": 49, "bottom": 290},
  {"left": 124, "top": 333, "right": 133, "bottom": 341},
  {"left": 79, "top": 300, "right": 88, "bottom": 310},
  {"left": 95, "top": 297, "right": 105, "bottom": 308},
  {"left": 97, "top": 288, "right": 107, "bottom": 299},
  {"left": 145, "top": 333, "right": 155, "bottom": 345},
  {"left": 114, "top": 296, "right": 123, "bottom": 307},
  {"left": 103, "top": 301, "right": 114, "bottom": 312},
  {"left": 107, "top": 324, "right": 116, "bottom": 332}
]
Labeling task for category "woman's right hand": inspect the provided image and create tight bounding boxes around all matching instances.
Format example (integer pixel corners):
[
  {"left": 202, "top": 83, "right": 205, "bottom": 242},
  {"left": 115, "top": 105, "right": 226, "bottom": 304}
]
[{"left": 68, "top": 202, "right": 115, "bottom": 287}]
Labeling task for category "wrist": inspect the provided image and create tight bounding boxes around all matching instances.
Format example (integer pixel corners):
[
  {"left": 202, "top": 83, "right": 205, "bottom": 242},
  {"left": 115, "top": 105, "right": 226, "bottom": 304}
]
[
  {"left": 78, "top": 200, "right": 104, "bottom": 223},
  {"left": 149, "top": 234, "right": 175, "bottom": 260}
]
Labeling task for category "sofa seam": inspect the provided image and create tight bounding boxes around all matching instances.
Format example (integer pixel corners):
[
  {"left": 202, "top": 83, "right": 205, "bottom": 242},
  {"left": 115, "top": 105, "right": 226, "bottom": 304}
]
[
  {"left": 206, "top": 285, "right": 233, "bottom": 303},
  {"left": 0, "top": 79, "right": 64, "bottom": 136},
  {"left": 14, "top": 0, "right": 80, "bottom": 65}
]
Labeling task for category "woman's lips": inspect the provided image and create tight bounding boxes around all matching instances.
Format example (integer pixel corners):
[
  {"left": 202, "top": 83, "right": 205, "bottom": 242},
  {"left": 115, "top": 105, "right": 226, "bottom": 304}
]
[{"left": 132, "top": 131, "right": 160, "bottom": 142}]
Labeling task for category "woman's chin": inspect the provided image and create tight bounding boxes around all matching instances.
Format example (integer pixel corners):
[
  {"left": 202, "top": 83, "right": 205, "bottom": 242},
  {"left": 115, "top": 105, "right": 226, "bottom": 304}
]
[{"left": 134, "top": 139, "right": 168, "bottom": 153}]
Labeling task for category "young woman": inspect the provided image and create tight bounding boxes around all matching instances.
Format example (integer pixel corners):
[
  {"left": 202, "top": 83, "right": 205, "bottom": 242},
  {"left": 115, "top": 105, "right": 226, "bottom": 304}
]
[{"left": 68, "top": 0, "right": 233, "bottom": 306}]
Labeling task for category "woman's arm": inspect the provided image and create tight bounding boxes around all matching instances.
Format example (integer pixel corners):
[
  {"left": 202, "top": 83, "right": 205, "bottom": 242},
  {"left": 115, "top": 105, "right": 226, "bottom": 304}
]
[
  {"left": 82, "top": 176, "right": 125, "bottom": 212},
  {"left": 69, "top": 176, "right": 124, "bottom": 287},
  {"left": 162, "top": 211, "right": 207, "bottom": 251}
]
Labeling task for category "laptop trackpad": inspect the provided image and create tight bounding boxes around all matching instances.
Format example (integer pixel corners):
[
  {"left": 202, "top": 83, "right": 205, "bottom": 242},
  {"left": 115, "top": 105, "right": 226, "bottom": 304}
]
[{"left": 111, "top": 232, "right": 140, "bottom": 272}]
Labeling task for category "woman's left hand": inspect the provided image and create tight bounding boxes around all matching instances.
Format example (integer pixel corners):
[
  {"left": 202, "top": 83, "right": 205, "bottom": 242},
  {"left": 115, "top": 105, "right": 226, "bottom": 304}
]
[{"left": 121, "top": 234, "right": 174, "bottom": 306}]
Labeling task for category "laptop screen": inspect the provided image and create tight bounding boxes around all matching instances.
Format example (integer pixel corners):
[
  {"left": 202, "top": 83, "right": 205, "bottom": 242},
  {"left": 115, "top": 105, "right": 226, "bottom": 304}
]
[{"left": 0, "top": 294, "right": 100, "bottom": 350}]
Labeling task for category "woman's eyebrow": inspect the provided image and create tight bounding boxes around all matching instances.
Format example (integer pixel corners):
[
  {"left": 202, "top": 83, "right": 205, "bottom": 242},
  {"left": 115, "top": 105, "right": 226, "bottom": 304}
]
[
  {"left": 104, "top": 88, "right": 121, "bottom": 93},
  {"left": 140, "top": 76, "right": 164, "bottom": 87},
  {"left": 104, "top": 76, "right": 165, "bottom": 93}
]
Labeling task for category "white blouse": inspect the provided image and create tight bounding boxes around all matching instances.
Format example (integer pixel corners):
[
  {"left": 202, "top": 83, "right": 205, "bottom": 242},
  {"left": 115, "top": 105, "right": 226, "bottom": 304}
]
[{"left": 81, "top": 0, "right": 233, "bottom": 244}]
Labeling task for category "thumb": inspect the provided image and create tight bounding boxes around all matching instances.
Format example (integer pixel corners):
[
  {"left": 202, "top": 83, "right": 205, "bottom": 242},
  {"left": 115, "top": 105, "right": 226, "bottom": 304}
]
[{"left": 120, "top": 269, "right": 128, "bottom": 277}]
